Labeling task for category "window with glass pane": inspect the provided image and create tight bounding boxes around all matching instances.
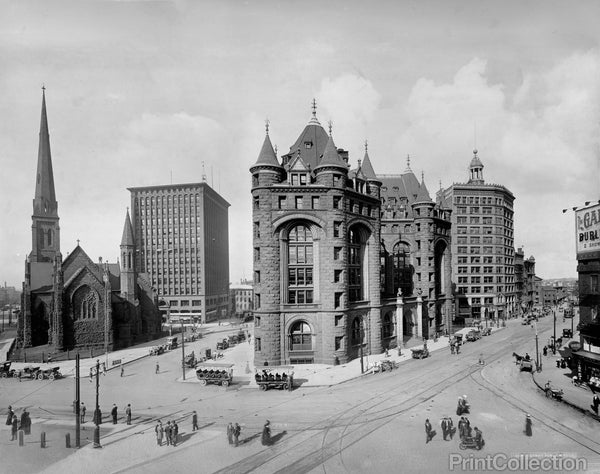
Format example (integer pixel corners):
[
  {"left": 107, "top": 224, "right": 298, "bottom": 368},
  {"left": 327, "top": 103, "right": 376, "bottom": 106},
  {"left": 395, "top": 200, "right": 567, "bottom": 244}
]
[
  {"left": 288, "top": 225, "right": 314, "bottom": 304},
  {"left": 348, "top": 229, "right": 363, "bottom": 301},
  {"left": 290, "top": 321, "right": 312, "bottom": 350}
]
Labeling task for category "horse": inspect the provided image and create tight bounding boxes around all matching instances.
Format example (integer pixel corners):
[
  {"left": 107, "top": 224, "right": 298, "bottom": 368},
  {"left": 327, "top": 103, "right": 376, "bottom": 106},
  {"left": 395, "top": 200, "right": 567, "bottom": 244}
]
[{"left": 513, "top": 352, "right": 523, "bottom": 364}]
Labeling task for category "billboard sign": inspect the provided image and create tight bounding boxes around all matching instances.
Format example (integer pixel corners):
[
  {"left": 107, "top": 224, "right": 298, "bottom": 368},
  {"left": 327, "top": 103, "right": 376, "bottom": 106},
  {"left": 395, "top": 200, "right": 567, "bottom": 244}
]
[{"left": 576, "top": 203, "right": 600, "bottom": 257}]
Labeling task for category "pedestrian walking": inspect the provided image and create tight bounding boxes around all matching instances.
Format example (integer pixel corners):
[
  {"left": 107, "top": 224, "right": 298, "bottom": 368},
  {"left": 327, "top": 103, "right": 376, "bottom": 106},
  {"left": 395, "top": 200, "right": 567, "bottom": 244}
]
[
  {"left": 227, "top": 422, "right": 234, "bottom": 445},
  {"left": 10, "top": 415, "right": 18, "bottom": 441},
  {"left": 165, "top": 421, "right": 172, "bottom": 446},
  {"left": 126, "top": 404, "right": 132, "bottom": 425},
  {"left": 450, "top": 339, "right": 455, "bottom": 355},
  {"left": 81, "top": 402, "right": 86, "bottom": 423},
  {"left": 172, "top": 421, "right": 178, "bottom": 446},
  {"left": 544, "top": 381, "right": 551, "bottom": 397},
  {"left": 6, "top": 405, "right": 14, "bottom": 426},
  {"left": 447, "top": 417, "right": 455, "bottom": 439},
  {"left": 261, "top": 420, "right": 271, "bottom": 446},
  {"left": 17, "top": 370, "right": 22, "bottom": 382},
  {"left": 524, "top": 414, "right": 532, "bottom": 436},
  {"left": 456, "top": 397, "right": 463, "bottom": 416},
  {"left": 102, "top": 363, "right": 106, "bottom": 376},
  {"left": 155, "top": 362, "right": 160, "bottom": 374},
  {"left": 155, "top": 420, "right": 163, "bottom": 446},
  {"left": 456, "top": 341, "right": 461, "bottom": 354},
  {"left": 458, "top": 417, "right": 465, "bottom": 440},
  {"left": 111, "top": 404, "right": 118, "bottom": 424},
  {"left": 192, "top": 411, "right": 199, "bottom": 431},
  {"left": 233, "top": 423, "right": 241, "bottom": 447},
  {"left": 120, "top": 364, "right": 124, "bottom": 377},
  {"left": 440, "top": 417, "right": 449, "bottom": 441},
  {"left": 591, "top": 394, "right": 599, "bottom": 415},
  {"left": 425, "top": 418, "right": 435, "bottom": 443}
]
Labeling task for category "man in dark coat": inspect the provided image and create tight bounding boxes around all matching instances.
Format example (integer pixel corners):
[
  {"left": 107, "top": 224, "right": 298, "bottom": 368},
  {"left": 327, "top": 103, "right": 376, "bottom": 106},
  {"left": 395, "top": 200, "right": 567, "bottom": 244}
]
[
  {"left": 425, "top": 418, "right": 435, "bottom": 443},
  {"left": 165, "top": 421, "right": 172, "bottom": 446},
  {"left": 233, "top": 423, "right": 241, "bottom": 447},
  {"left": 446, "top": 417, "right": 455, "bottom": 439},
  {"left": 111, "top": 404, "right": 118, "bottom": 424},
  {"left": 11, "top": 415, "right": 18, "bottom": 440},
  {"left": 192, "top": 411, "right": 199, "bottom": 431},
  {"left": 172, "top": 421, "right": 178, "bottom": 446},
  {"left": 227, "top": 422, "right": 234, "bottom": 445},
  {"left": 126, "top": 404, "right": 132, "bottom": 425},
  {"left": 591, "top": 394, "right": 600, "bottom": 415},
  {"left": 261, "top": 420, "right": 271, "bottom": 446},
  {"left": 6, "top": 405, "right": 14, "bottom": 426},
  {"left": 524, "top": 414, "right": 532, "bottom": 436},
  {"left": 440, "top": 417, "right": 449, "bottom": 441}
]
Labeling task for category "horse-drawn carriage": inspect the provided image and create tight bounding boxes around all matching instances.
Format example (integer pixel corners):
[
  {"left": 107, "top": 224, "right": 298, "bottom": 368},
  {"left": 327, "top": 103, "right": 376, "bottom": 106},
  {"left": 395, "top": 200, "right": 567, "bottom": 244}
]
[
  {"left": 255, "top": 366, "right": 294, "bottom": 391},
  {"left": 195, "top": 362, "right": 233, "bottom": 387}
]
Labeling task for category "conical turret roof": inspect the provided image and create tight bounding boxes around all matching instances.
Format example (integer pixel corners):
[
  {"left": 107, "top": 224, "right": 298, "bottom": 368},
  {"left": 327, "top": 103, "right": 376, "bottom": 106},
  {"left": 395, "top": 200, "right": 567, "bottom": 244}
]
[
  {"left": 360, "top": 149, "right": 377, "bottom": 180},
  {"left": 415, "top": 175, "right": 433, "bottom": 203},
  {"left": 314, "top": 135, "right": 348, "bottom": 171},
  {"left": 121, "top": 209, "right": 135, "bottom": 247},
  {"left": 252, "top": 132, "right": 282, "bottom": 169}
]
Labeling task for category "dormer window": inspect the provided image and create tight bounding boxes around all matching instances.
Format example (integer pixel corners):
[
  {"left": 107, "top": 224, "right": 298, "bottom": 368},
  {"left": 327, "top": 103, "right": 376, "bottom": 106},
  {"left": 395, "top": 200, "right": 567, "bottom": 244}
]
[
  {"left": 304, "top": 141, "right": 313, "bottom": 149},
  {"left": 291, "top": 173, "right": 309, "bottom": 186}
]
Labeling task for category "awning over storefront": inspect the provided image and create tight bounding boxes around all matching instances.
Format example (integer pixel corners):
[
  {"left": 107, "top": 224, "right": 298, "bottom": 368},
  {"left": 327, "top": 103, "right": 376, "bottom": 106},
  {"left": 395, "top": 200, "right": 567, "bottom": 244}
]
[{"left": 572, "top": 349, "right": 600, "bottom": 365}]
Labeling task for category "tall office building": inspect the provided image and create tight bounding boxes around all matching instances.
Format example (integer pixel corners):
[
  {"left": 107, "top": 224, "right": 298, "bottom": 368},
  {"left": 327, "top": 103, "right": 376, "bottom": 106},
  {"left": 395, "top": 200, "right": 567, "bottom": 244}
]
[
  {"left": 128, "top": 183, "right": 230, "bottom": 323},
  {"left": 442, "top": 150, "right": 516, "bottom": 324}
]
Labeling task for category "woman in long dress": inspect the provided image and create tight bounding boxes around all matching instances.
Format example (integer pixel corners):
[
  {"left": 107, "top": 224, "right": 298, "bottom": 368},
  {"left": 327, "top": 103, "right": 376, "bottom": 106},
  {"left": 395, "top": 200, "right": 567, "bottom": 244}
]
[
  {"left": 261, "top": 420, "right": 271, "bottom": 446},
  {"left": 524, "top": 414, "right": 532, "bottom": 436}
]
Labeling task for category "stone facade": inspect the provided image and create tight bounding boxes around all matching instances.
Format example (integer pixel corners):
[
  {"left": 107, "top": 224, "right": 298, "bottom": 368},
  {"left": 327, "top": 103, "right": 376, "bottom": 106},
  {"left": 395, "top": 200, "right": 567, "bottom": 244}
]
[{"left": 250, "top": 105, "right": 452, "bottom": 366}]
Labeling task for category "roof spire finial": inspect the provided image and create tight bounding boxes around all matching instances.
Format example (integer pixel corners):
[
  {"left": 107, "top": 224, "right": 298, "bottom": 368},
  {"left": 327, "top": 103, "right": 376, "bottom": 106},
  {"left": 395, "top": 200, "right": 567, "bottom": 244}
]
[
  {"left": 312, "top": 98, "right": 317, "bottom": 117},
  {"left": 421, "top": 170, "right": 425, "bottom": 183},
  {"left": 364, "top": 139, "right": 368, "bottom": 153},
  {"left": 42, "top": 83, "right": 46, "bottom": 92},
  {"left": 202, "top": 161, "right": 207, "bottom": 182},
  {"left": 439, "top": 180, "right": 442, "bottom": 191},
  {"left": 328, "top": 120, "right": 333, "bottom": 136},
  {"left": 265, "top": 118, "right": 270, "bottom": 135}
]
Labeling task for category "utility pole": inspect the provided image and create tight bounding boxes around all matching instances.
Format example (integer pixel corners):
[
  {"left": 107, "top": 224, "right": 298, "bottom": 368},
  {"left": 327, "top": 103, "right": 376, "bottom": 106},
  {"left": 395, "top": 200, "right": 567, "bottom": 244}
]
[
  {"left": 359, "top": 317, "right": 364, "bottom": 374},
  {"left": 534, "top": 321, "right": 540, "bottom": 372},
  {"left": 75, "top": 353, "right": 80, "bottom": 448},
  {"left": 181, "top": 321, "right": 186, "bottom": 380},
  {"left": 93, "top": 359, "right": 101, "bottom": 448},
  {"left": 553, "top": 307, "right": 557, "bottom": 355}
]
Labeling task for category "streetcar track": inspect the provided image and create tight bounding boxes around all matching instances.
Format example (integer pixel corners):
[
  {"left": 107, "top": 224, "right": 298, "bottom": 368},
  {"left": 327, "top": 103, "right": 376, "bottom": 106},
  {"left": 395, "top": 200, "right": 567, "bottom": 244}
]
[{"left": 472, "top": 366, "right": 600, "bottom": 456}]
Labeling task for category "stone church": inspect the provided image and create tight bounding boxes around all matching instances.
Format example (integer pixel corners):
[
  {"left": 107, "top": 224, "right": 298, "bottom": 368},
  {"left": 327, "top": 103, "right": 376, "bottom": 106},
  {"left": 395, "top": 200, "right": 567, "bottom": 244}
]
[
  {"left": 19, "top": 90, "right": 161, "bottom": 351},
  {"left": 250, "top": 103, "right": 452, "bottom": 366}
]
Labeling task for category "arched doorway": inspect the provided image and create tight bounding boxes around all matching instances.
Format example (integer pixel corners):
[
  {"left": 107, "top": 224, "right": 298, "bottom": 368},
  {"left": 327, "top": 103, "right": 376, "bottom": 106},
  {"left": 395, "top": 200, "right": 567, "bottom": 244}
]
[{"left": 403, "top": 309, "right": 414, "bottom": 338}]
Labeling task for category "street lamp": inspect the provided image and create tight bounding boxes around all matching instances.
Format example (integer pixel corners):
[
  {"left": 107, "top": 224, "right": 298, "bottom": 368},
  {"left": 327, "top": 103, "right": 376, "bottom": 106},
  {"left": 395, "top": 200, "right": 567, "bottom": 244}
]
[
  {"left": 533, "top": 321, "right": 540, "bottom": 372},
  {"left": 102, "top": 273, "right": 109, "bottom": 368},
  {"left": 553, "top": 306, "right": 557, "bottom": 355}
]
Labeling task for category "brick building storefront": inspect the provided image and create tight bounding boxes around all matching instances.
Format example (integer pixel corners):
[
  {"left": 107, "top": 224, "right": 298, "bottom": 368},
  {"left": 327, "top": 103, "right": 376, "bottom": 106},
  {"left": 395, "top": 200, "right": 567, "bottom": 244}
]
[{"left": 250, "top": 105, "right": 452, "bottom": 366}]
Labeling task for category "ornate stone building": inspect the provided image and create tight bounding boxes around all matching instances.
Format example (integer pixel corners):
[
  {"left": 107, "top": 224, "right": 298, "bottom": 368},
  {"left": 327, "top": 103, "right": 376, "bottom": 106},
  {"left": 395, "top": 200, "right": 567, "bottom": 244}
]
[
  {"left": 250, "top": 104, "right": 452, "bottom": 366},
  {"left": 19, "top": 90, "right": 161, "bottom": 350}
]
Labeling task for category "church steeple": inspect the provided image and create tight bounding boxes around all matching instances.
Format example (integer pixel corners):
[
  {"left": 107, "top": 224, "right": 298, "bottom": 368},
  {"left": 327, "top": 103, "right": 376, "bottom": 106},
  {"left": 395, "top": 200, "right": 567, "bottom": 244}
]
[
  {"left": 30, "top": 87, "right": 61, "bottom": 263},
  {"left": 120, "top": 208, "right": 136, "bottom": 301},
  {"left": 34, "top": 87, "right": 58, "bottom": 217}
]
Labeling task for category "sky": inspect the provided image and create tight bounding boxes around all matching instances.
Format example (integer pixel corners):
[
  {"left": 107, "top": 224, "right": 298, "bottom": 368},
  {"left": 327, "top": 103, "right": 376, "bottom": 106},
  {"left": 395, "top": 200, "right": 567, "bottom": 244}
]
[{"left": 1, "top": 0, "right": 599, "bottom": 288}]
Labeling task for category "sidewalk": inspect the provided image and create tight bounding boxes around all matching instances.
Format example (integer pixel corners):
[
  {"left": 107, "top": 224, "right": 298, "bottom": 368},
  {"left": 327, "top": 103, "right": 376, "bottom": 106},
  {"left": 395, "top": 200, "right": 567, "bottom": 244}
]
[{"left": 531, "top": 350, "right": 600, "bottom": 421}]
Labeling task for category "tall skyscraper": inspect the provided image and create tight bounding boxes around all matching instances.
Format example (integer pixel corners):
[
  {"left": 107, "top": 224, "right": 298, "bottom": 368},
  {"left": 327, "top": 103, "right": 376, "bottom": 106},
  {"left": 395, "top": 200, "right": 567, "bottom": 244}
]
[
  {"left": 128, "top": 183, "right": 230, "bottom": 323},
  {"left": 442, "top": 150, "right": 516, "bottom": 324}
]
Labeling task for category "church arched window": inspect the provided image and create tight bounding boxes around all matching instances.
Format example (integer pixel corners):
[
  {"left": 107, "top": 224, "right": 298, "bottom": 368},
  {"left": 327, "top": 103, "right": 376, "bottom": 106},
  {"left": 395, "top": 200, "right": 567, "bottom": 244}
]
[{"left": 73, "top": 286, "right": 99, "bottom": 320}]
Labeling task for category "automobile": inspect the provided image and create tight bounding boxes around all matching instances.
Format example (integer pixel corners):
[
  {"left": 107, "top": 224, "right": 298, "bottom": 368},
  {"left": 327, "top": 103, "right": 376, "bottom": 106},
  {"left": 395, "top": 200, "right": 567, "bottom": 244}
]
[
  {"left": 481, "top": 327, "right": 492, "bottom": 336},
  {"left": 196, "top": 362, "right": 234, "bottom": 387},
  {"left": 149, "top": 345, "right": 165, "bottom": 356},
  {"left": 0, "top": 361, "right": 13, "bottom": 378},
  {"left": 562, "top": 328, "right": 573, "bottom": 338},
  {"left": 165, "top": 336, "right": 178, "bottom": 350},
  {"left": 184, "top": 351, "right": 197, "bottom": 368},
  {"left": 411, "top": 347, "right": 430, "bottom": 359},
  {"left": 466, "top": 330, "right": 481, "bottom": 342},
  {"left": 37, "top": 367, "right": 62, "bottom": 380},
  {"left": 216, "top": 338, "right": 229, "bottom": 350},
  {"left": 254, "top": 366, "right": 294, "bottom": 391},
  {"left": 14, "top": 366, "right": 41, "bottom": 380}
]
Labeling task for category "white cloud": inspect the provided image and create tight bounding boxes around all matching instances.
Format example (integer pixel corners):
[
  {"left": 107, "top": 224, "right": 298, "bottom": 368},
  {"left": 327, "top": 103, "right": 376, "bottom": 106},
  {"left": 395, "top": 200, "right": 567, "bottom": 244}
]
[
  {"left": 316, "top": 74, "right": 382, "bottom": 151},
  {"left": 393, "top": 51, "right": 600, "bottom": 278}
]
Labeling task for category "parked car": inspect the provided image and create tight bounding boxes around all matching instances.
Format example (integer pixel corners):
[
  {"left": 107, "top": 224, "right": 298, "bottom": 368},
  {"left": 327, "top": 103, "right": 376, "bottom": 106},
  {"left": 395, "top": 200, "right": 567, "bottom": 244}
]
[
  {"left": 0, "top": 361, "right": 13, "bottom": 378},
  {"left": 37, "top": 367, "right": 62, "bottom": 380},
  {"left": 481, "top": 327, "right": 492, "bottom": 336},
  {"left": 165, "top": 336, "right": 178, "bottom": 350},
  {"left": 411, "top": 347, "right": 430, "bottom": 359},
  {"left": 15, "top": 366, "right": 41, "bottom": 380},
  {"left": 466, "top": 330, "right": 481, "bottom": 342},
  {"left": 562, "top": 328, "right": 573, "bottom": 338}
]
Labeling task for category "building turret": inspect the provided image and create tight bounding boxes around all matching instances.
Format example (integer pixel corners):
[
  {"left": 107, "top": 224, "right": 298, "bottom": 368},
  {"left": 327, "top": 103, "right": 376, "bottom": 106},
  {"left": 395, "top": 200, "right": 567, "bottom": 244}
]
[
  {"left": 250, "top": 121, "right": 284, "bottom": 187},
  {"left": 358, "top": 141, "right": 382, "bottom": 199},
  {"left": 314, "top": 133, "right": 348, "bottom": 187},
  {"left": 30, "top": 87, "right": 61, "bottom": 263},
  {"left": 120, "top": 208, "right": 137, "bottom": 302},
  {"left": 468, "top": 149, "right": 484, "bottom": 184}
]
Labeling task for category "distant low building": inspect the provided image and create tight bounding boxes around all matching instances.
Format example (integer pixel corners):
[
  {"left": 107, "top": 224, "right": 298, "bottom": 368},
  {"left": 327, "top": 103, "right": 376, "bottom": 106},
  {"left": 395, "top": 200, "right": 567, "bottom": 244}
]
[{"left": 230, "top": 282, "right": 253, "bottom": 318}]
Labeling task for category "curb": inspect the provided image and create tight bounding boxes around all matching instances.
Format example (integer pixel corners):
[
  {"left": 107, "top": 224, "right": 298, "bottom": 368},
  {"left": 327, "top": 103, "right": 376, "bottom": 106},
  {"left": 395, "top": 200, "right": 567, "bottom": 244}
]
[{"left": 531, "top": 371, "right": 600, "bottom": 422}]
